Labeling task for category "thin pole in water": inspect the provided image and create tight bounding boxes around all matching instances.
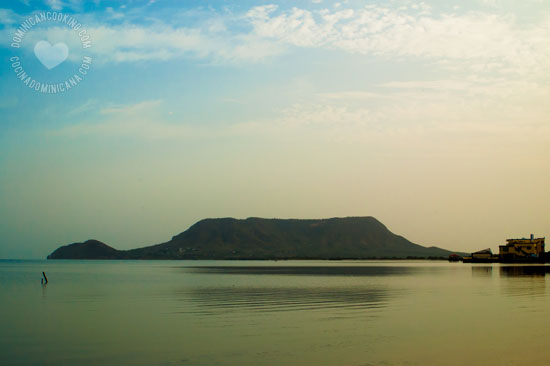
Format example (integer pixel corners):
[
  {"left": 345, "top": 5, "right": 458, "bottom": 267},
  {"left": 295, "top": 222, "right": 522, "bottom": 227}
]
[{"left": 42, "top": 272, "right": 48, "bottom": 284}]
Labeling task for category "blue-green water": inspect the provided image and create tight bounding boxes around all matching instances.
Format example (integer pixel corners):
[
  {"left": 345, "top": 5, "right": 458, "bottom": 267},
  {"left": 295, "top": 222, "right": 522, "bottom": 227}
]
[{"left": 1, "top": 260, "right": 549, "bottom": 365}]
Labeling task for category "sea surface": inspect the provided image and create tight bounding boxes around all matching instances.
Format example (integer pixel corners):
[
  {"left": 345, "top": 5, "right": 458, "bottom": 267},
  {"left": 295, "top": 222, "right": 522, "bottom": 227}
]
[{"left": 1, "top": 260, "right": 549, "bottom": 366}]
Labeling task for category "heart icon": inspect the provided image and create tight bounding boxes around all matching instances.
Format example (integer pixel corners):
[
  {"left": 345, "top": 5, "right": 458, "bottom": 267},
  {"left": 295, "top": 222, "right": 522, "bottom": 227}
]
[{"left": 34, "top": 41, "right": 69, "bottom": 70}]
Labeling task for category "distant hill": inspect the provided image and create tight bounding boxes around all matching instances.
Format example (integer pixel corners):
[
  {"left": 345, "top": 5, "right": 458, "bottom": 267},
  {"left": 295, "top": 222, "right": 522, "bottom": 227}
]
[
  {"left": 47, "top": 217, "right": 465, "bottom": 260},
  {"left": 47, "top": 239, "right": 122, "bottom": 259}
]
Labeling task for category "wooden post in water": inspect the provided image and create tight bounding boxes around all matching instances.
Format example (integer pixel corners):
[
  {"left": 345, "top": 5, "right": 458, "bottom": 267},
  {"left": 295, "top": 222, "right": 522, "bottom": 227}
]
[{"left": 42, "top": 272, "right": 48, "bottom": 284}]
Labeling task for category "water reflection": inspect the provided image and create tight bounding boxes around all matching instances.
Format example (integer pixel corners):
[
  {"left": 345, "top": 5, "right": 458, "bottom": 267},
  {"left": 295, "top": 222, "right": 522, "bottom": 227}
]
[
  {"left": 472, "top": 266, "right": 493, "bottom": 277},
  {"left": 499, "top": 266, "right": 550, "bottom": 277},
  {"left": 499, "top": 266, "right": 547, "bottom": 298},
  {"left": 178, "top": 285, "right": 392, "bottom": 314},
  {"left": 41, "top": 282, "right": 48, "bottom": 299},
  {"left": 186, "top": 265, "right": 421, "bottom": 276},
  {"left": 7, "top": 261, "right": 550, "bottom": 366}
]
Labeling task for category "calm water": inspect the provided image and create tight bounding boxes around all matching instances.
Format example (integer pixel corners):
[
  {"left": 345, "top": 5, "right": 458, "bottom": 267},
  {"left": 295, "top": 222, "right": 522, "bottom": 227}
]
[{"left": 1, "top": 260, "right": 549, "bottom": 365}]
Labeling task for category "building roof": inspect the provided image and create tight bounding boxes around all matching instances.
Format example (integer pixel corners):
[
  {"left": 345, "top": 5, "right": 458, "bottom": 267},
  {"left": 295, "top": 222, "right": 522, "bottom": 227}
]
[{"left": 473, "top": 248, "right": 492, "bottom": 254}]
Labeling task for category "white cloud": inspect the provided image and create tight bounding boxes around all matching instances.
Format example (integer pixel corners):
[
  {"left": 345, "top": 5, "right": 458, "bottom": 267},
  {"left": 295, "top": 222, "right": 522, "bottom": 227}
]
[
  {"left": 0, "top": 8, "right": 19, "bottom": 24},
  {"left": 99, "top": 100, "right": 162, "bottom": 115},
  {"left": 246, "top": 4, "right": 550, "bottom": 77},
  {"left": 56, "top": 100, "right": 174, "bottom": 138},
  {"left": 481, "top": 0, "right": 499, "bottom": 7},
  {"left": 54, "top": 100, "right": 219, "bottom": 139},
  {"left": 67, "top": 99, "right": 100, "bottom": 115},
  {"left": 105, "top": 7, "right": 124, "bottom": 20},
  {"left": 3, "top": 3, "right": 549, "bottom": 76},
  {"left": 45, "top": 0, "right": 63, "bottom": 10},
  {"left": 1, "top": 21, "right": 283, "bottom": 65},
  {"left": 44, "top": 0, "right": 83, "bottom": 11},
  {"left": 255, "top": 84, "right": 550, "bottom": 144},
  {"left": 316, "top": 91, "right": 388, "bottom": 100},
  {"left": 51, "top": 70, "right": 550, "bottom": 143}
]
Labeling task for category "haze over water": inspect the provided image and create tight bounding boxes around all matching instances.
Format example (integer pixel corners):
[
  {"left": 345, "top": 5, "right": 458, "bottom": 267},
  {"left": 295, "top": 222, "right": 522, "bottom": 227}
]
[{"left": 1, "top": 260, "right": 549, "bottom": 366}]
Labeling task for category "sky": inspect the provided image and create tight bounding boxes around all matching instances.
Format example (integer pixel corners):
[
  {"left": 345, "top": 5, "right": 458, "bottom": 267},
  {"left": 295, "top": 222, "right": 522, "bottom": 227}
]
[{"left": 0, "top": 0, "right": 549, "bottom": 259}]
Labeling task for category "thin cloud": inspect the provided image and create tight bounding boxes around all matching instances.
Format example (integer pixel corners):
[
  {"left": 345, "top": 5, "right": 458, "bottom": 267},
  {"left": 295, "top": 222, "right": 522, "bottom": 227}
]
[
  {"left": 246, "top": 4, "right": 550, "bottom": 77},
  {"left": 2, "top": 3, "right": 549, "bottom": 76},
  {"left": 53, "top": 100, "right": 212, "bottom": 139},
  {"left": 45, "top": 0, "right": 63, "bottom": 10}
]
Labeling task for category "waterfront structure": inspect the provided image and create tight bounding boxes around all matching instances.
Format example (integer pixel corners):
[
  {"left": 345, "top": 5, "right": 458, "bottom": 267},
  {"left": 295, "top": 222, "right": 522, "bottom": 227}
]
[
  {"left": 462, "top": 248, "right": 499, "bottom": 263},
  {"left": 462, "top": 234, "right": 545, "bottom": 263},
  {"left": 499, "top": 234, "right": 545, "bottom": 261}
]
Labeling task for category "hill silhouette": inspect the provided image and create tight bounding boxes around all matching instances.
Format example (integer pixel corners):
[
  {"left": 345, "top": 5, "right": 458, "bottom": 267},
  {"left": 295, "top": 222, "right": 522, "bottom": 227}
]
[
  {"left": 47, "top": 217, "right": 464, "bottom": 260},
  {"left": 47, "top": 239, "right": 122, "bottom": 259}
]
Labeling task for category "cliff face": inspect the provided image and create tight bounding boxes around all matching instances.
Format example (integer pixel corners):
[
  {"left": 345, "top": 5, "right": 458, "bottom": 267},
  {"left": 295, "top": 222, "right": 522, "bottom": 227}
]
[{"left": 47, "top": 217, "right": 463, "bottom": 260}]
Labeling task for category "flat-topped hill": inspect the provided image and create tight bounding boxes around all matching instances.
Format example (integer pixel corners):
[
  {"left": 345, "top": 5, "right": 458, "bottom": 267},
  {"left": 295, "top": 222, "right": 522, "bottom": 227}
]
[{"left": 47, "top": 217, "right": 464, "bottom": 260}]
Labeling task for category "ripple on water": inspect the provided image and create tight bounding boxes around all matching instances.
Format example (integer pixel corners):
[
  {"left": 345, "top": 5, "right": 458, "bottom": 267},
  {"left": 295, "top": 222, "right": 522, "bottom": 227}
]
[{"left": 176, "top": 285, "right": 395, "bottom": 315}]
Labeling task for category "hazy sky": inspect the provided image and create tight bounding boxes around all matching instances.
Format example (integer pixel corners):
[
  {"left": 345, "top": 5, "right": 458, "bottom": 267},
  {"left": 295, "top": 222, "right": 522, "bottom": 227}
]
[{"left": 1, "top": 0, "right": 549, "bottom": 258}]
